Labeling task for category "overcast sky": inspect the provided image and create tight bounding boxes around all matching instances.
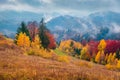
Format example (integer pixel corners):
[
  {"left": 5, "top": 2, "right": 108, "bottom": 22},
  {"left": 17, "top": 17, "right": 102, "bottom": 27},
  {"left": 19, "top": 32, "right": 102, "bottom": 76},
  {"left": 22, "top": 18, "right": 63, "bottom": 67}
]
[{"left": 0, "top": 0, "right": 120, "bottom": 18}]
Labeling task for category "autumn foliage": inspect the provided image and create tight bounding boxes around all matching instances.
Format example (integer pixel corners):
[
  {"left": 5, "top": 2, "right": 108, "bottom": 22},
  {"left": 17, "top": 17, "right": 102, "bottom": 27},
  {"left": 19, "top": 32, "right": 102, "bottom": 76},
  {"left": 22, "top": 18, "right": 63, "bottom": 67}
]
[
  {"left": 27, "top": 21, "right": 39, "bottom": 41},
  {"left": 46, "top": 32, "right": 56, "bottom": 49},
  {"left": 105, "top": 40, "right": 120, "bottom": 54},
  {"left": 15, "top": 20, "right": 59, "bottom": 62},
  {"left": 14, "top": 19, "right": 120, "bottom": 71},
  {"left": 31, "top": 35, "right": 42, "bottom": 49},
  {"left": 59, "top": 39, "right": 82, "bottom": 55},
  {"left": 17, "top": 32, "right": 30, "bottom": 47}
]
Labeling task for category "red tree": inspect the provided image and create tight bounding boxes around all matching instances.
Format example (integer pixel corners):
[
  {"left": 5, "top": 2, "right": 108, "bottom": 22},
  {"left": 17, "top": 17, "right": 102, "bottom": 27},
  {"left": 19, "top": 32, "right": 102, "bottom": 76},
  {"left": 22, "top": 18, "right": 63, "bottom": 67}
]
[
  {"left": 27, "top": 21, "right": 39, "bottom": 41},
  {"left": 105, "top": 40, "right": 120, "bottom": 54},
  {"left": 88, "top": 40, "right": 99, "bottom": 57},
  {"left": 46, "top": 32, "right": 56, "bottom": 49}
]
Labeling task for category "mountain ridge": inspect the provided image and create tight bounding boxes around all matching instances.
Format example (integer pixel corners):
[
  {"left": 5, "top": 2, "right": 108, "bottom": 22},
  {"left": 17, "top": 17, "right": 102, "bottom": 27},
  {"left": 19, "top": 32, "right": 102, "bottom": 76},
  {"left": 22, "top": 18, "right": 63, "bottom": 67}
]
[{"left": 0, "top": 11, "right": 120, "bottom": 41}]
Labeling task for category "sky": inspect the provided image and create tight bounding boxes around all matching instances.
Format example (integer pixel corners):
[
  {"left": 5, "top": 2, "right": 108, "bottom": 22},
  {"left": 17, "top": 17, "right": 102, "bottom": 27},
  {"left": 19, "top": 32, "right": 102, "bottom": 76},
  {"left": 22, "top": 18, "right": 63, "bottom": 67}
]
[{"left": 0, "top": 0, "right": 120, "bottom": 20}]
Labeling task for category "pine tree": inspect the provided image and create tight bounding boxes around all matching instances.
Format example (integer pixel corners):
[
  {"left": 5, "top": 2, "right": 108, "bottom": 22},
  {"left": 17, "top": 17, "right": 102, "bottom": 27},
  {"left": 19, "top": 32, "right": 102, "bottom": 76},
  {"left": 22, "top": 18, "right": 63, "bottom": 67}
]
[
  {"left": 39, "top": 18, "right": 50, "bottom": 48},
  {"left": 116, "top": 49, "right": 120, "bottom": 59},
  {"left": 15, "top": 22, "right": 31, "bottom": 43},
  {"left": 17, "top": 22, "right": 30, "bottom": 37}
]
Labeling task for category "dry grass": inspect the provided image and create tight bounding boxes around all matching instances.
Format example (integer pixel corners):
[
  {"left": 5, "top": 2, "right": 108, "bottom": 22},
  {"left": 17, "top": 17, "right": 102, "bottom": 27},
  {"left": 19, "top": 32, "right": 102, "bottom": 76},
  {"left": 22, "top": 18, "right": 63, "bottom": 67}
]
[
  {"left": 0, "top": 36, "right": 120, "bottom": 80},
  {"left": 0, "top": 48, "right": 120, "bottom": 80}
]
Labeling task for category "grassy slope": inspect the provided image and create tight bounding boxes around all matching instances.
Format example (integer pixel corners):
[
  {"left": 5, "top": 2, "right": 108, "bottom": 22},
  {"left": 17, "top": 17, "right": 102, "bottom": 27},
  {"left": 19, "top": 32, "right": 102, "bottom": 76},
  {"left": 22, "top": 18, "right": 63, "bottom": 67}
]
[
  {"left": 54, "top": 48, "right": 66, "bottom": 56},
  {"left": 0, "top": 36, "right": 120, "bottom": 80}
]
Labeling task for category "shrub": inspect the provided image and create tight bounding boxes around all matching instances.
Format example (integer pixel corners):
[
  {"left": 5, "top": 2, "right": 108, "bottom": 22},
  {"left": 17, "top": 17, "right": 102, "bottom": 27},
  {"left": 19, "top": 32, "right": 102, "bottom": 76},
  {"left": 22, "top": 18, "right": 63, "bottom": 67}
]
[
  {"left": 57, "top": 55, "right": 70, "bottom": 63},
  {"left": 116, "top": 60, "right": 120, "bottom": 69},
  {"left": 24, "top": 47, "right": 53, "bottom": 59},
  {"left": 26, "top": 49, "right": 35, "bottom": 55},
  {"left": 105, "top": 64, "right": 116, "bottom": 70}
]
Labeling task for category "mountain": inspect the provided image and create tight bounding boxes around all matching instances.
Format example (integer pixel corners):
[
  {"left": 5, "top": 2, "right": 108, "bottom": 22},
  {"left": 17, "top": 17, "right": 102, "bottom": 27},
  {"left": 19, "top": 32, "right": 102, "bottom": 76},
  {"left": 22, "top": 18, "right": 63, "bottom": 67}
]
[
  {"left": 47, "top": 11, "right": 120, "bottom": 42},
  {"left": 0, "top": 11, "right": 120, "bottom": 41}
]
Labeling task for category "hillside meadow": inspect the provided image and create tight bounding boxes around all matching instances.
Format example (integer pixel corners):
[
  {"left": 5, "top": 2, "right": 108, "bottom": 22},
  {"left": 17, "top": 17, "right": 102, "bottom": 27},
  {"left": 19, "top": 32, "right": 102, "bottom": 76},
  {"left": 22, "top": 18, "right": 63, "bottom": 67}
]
[{"left": 0, "top": 34, "right": 120, "bottom": 80}]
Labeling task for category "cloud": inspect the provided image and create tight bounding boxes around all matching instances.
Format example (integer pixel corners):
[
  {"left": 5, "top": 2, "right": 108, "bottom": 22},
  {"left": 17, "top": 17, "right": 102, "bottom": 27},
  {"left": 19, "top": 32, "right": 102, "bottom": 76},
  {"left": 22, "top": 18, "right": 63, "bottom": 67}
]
[
  {"left": 0, "top": 0, "right": 120, "bottom": 17},
  {"left": 110, "top": 23, "right": 120, "bottom": 33},
  {"left": 40, "top": 0, "right": 53, "bottom": 4}
]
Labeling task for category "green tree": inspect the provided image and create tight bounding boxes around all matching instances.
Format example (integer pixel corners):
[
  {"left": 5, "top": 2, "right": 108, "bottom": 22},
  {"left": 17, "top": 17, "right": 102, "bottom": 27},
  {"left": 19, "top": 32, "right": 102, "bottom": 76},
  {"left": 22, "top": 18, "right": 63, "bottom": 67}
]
[
  {"left": 116, "top": 49, "right": 120, "bottom": 59},
  {"left": 15, "top": 22, "right": 31, "bottom": 43},
  {"left": 39, "top": 18, "right": 50, "bottom": 48},
  {"left": 17, "top": 22, "right": 30, "bottom": 37}
]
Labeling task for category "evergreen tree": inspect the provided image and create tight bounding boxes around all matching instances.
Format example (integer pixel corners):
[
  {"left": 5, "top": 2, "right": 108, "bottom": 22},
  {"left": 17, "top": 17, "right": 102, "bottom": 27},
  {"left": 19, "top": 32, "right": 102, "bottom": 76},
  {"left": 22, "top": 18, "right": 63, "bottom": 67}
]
[
  {"left": 39, "top": 18, "right": 50, "bottom": 48},
  {"left": 15, "top": 22, "right": 31, "bottom": 43},
  {"left": 116, "top": 49, "right": 120, "bottom": 59},
  {"left": 17, "top": 22, "right": 30, "bottom": 37}
]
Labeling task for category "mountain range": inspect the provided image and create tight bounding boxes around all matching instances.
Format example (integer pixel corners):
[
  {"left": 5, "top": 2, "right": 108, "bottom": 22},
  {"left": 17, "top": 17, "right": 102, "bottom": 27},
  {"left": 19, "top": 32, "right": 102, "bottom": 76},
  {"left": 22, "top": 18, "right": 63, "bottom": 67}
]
[
  {"left": 47, "top": 11, "right": 120, "bottom": 42},
  {"left": 0, "top": 11, "right": 120, "bottom": 41}
]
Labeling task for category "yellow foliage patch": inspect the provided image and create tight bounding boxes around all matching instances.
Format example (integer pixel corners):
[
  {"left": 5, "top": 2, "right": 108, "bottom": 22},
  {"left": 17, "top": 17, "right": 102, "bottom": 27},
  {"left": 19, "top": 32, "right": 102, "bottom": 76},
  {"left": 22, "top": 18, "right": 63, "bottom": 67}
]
[
  {"left": 116, "top": 60, "right": 120, "bottom": 69},
  {"left": 59, "top": 39, "right": 82, "bottom": 54},
  {"left": 25, "top": 48, "right": 53, "bottom": 59},
  {"left": 105, "top": 64, "right": 116, "bottom": 70},
  {"left": 57, "top": 55, "right": 70, "bottom": 63},
  {"left": 17, "top": 32, "right": 30, "bottom": 47}
]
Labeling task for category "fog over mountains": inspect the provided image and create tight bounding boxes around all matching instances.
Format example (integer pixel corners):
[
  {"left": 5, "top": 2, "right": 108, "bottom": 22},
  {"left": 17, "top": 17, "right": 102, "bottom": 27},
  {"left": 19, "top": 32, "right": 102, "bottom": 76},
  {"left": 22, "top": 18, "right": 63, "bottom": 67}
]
[
  {"left": 47, "top": 11, "right": 120, "bottom": 41},
  {"left": 0, "top": 11, "right": 120, "bottom": 41}
]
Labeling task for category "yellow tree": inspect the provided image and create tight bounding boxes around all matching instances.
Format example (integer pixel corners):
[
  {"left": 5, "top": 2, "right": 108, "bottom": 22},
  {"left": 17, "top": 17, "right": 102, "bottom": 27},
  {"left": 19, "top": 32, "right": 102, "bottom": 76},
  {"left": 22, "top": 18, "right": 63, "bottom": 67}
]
[
  {"left": 111, "top": 53, "right": 116, "bottom": 63},
  {"left": 59, "top": 39, "right": 82, "bottom": 55},
  {"left": 80, "top": 46, "right": 87, "bottom": 59},
  {"left": 24, "top": 35, "right": 31, "bottom": 47},
  {"left": 98, "top": 39, "right": 106, "bottom": 51},
  {"left": 17, "top": 32, "right": 24, "bottom": 47},
  {"left": 95, "top": 51, "right": 101, "bottom": 63},
  {"left": 31, "top": 35, "right": 42, "bottom": 49},
  {"left": 105, "top": 54, "right": 109, "bottom": 63},
  {"left": 107, "top": 53, "right": 113, "bottom": 64},
  {"left": 17, "top": 32, "right": 30, "bottom": 47},
  {"left": 96, "top": 39, "right": 106, "bottom": 63}
]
